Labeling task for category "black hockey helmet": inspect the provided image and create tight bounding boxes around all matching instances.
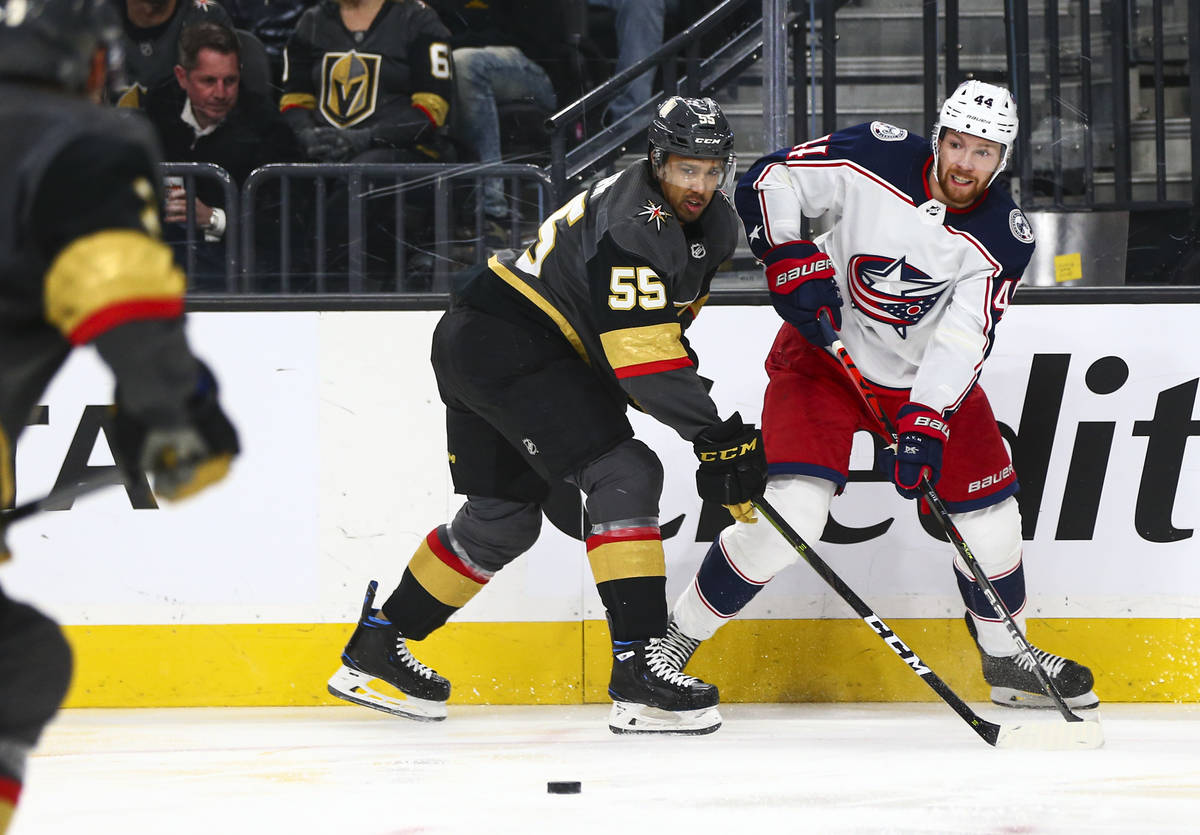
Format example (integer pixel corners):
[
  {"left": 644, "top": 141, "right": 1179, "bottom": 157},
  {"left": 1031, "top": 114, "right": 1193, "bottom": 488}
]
[
  {"left": 0, "top": 0, "right": 122, "bottom": 92},
  {"left": 647, "top": 95, "right": 737, "bottom": 192}
]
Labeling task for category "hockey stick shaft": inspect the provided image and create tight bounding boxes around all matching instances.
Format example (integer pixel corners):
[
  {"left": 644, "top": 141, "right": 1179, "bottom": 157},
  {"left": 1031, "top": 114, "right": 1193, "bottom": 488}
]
[
  {"left": 753, "top": 495, "right": 1002, "bottom": 746},
  {"left": 816, "top": 313, "right": 1082, "bottom": 722},
  {"left": 0, "top": 471, "right": 125, "bottom": 531}
]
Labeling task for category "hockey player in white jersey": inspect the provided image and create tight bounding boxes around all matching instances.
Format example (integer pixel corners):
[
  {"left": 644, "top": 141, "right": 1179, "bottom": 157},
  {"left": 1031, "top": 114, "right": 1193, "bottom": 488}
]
[{"left": 662, "top": 80, "right": 1099, "bottom": 710}]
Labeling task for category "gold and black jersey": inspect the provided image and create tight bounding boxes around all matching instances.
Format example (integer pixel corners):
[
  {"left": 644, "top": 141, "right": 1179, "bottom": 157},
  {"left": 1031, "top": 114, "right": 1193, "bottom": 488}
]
[
  {"left": 482, "top": 160, "right": 741, "bottom": 442},
  {"left": 0, "top": 84, "right": 188, "bottom": 505},
  {"left": 280, "top": 0, "right": 452, "bottom": 130},
  {"left": 115, "top": 0, "right": 234, "bottom": 107}
]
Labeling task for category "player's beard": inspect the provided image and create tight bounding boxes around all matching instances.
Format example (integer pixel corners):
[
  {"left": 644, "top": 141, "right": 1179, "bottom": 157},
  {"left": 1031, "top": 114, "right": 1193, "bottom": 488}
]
[{"left": 936, "top": 161, "right": 988, "bottom": 208}]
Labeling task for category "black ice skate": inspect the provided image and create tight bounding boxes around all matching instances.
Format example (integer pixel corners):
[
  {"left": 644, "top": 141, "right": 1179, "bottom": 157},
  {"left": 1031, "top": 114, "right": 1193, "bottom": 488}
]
[
  {"left": 658, "top": 619, "right": 702, "bottom": 673},
  {"left": 964, "top": 613, "right": 1099, "bottom": 710},
  {"left": 607, "top": 638, "right": 721, "bottom": 735},
  {"left": 327, "top": 581, "right": 450, "bottom": 721}
]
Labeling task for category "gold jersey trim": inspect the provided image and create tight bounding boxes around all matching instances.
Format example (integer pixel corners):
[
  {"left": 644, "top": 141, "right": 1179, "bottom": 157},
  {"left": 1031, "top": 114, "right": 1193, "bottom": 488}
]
[
  {"left": 599, "top": 322, "right": 687, "bottom": 372},
  {"left": 280, "top": 92, "right": 317, "bottom": 112},
  {"left": 44, "top": 230, "right": 185, "bottom": 340},
  {"left": 487, "top": 255, "right": 589, "bottom": 364},
  {"left": 0, "top": 424, "right": 12, "bottom": 512},
  {"left": 586, "top": 540, "right": 666, "bottom": 584},
  {"left": 411, "top": 92, "right": 449, "bottom": 127}
]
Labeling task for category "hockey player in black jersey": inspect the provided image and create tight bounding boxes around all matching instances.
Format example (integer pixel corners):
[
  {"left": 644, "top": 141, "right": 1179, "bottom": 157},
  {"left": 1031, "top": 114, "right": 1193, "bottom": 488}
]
[
  {"left": 0, "top": 3, "right": 239, "bottom": 830},
  {"left": 327, "top": 96, "right": 767, "bottom": 734}
]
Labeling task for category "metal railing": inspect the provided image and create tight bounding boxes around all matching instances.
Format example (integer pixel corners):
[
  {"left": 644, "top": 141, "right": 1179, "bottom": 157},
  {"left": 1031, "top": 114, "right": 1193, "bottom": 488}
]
[
  {"left": 545, "top": 0, "right": 770, "bottom": 200},
  {"left": 160, "top": 162, "right": 239, "bottom": 291},
  {"left": 157, "top": 162, "right": 553, "bottom": 293}
]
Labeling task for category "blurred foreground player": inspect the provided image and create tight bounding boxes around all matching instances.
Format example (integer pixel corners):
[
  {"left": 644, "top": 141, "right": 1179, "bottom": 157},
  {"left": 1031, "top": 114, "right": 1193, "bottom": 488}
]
[
  {"left": 327, "top": 97, "right": 766, "bottom": 734},
  {"left": 663, "top": 81, "right": 1099, "bottom": 711},
  {"left": 0, "top": 2, "right": 240, "bottom": 831}
]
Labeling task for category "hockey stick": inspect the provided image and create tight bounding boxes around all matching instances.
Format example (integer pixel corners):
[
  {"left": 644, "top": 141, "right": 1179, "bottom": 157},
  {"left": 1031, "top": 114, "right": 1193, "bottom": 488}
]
[
  {"left": 0, "top": 470, "right": 126, "bottom": 532},
  {"left": 815, "top": 313, "right": 1090, "bottom": 725},
  {"left": 753, "top": 496, "right": 1100, "bottom": 749}
]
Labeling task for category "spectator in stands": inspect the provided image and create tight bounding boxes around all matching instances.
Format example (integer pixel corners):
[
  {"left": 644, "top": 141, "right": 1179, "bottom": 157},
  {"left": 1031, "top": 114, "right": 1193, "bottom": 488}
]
[
  {"left": 588, "top": 0, "right": 680, "bottom": 125},
  {"left": 117, "top": 0, "right": 234, "bottom": 106},
  {"left": 427, "top": 0, "right": 580, "bottom": 247},
  {"left": 224, "top": 0, "right": 311, "bottom": 90},
  {"left": 280, "top": 0, "right": 454, "bottom": 288},
  {"left": 141, "top": 22, "right": 301, "bottom": 285}
]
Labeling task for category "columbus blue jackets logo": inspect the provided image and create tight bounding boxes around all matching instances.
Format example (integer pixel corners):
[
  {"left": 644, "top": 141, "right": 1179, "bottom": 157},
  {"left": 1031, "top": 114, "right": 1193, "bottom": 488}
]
[
  {"left": 846, "top": 254, "right": 948, "bottom": 337},
  {"left": 870, "top": 121, "right": 909, "bottom": 142},
  {"left": 320, "top": 51, "right": 381, "bottom": 128}
]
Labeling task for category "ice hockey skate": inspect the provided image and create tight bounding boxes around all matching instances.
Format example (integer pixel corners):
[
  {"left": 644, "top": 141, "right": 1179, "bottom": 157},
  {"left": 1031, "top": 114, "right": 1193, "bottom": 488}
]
[
  {"left": 607, "top": 638, "right": 721, "bottom": 735},
  {"left": 965, "top": 613, "right": 1099, "bottom": 710},
  {"left": 327, "top": 581, "right": 450, "bottom": 721},
  {"left": 658, "top": 619, "right": 702, "bottom": 673}
]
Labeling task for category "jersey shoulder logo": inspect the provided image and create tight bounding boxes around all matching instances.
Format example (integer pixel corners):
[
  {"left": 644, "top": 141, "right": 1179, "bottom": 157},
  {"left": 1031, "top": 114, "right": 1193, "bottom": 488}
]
[
  {"left": 320, "top": 51, "right": 381, "bottom": 128},
  {"left": 638, "top": 200, "right": 672, "bottom": 232},
  {"left": 846, "top": 254, "right": 948, "bottom": 337},
  {"left": 1009, "top": 209, "right": 1035, "bottom": 243},
  {"left": 870, "top": 121, "right": 909, "bottom": 142}
]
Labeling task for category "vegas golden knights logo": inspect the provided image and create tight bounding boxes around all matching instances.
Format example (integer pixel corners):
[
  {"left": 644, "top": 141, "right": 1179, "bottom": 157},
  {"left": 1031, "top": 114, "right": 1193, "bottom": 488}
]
[{"left": 320, "top": 51, "right": 381, "bottom": 128}]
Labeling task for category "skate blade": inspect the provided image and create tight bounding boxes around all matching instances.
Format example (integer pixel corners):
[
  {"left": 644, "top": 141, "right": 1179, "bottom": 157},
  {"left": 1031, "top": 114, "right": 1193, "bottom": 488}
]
[
  {"left": 995, "top": 712, "right": 1105, "bottom": 750},
  {"left": 607, "top": 701, "right": 721, "bottom": 735},
  {"left": 327, "top": 666, "right": 447, "bottom": 722},
  {"left": 991, "top": 686, "right": 1100, "bottom": 711}
]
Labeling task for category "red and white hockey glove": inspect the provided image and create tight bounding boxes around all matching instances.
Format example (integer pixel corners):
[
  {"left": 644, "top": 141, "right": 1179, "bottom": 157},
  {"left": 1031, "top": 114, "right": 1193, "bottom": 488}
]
[
  {"left": 763, "top": 240, "right": 842, "bottom": 347},
  {"left": 886, "top": 402, "right": 950, "bottom": 499}
]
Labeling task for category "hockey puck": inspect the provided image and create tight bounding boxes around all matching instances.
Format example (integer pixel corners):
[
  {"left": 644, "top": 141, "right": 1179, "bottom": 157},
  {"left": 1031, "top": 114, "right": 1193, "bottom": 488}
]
[{"left": 547, "top": 781, "right": 581, "bottom": 794}]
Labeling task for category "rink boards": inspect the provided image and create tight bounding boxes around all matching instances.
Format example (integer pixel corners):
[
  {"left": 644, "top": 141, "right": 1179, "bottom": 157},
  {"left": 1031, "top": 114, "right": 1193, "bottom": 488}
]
[{"left": 3, "top": 302, "right": 1198, "bottom": 706}]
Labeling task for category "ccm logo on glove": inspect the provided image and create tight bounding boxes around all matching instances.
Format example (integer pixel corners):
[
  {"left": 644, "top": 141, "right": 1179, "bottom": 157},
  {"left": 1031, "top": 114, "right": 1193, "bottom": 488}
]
[{"left": 697, "top": 436, "right": 760, "bottom": 462}]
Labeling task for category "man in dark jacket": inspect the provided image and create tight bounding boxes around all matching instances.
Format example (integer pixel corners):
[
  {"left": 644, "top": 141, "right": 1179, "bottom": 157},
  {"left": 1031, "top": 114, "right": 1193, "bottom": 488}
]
[{"left": 141, "top": 21, "right": 301, "bottom": 286}]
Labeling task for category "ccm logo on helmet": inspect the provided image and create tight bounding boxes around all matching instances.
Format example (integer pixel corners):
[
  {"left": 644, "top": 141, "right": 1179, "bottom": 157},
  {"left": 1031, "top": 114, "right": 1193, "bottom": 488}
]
[
  {"left": 694, "top": 137, "right": 723, "bottom": 144},
  {"left": 774, "top": 258, "right": 834, "bottom": 287}
]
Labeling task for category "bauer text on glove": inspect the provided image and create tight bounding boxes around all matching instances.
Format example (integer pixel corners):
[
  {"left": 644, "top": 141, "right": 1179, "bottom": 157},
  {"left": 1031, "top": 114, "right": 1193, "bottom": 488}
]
[{"left": 764, "top": 240, "right": 843, "bottom": 347}]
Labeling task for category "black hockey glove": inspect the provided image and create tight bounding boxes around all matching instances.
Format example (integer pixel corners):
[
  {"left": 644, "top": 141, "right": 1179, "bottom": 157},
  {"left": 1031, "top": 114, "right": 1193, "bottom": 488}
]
[
  {"left": 876, "top": 402, "right": 949, "bottom": 500},
  {"left": 298, "top": 126, "right": 372, "bottom": 162},
  {"left": 764, "top": 240, "right": 843, "bottom": 347},
  {"left": 693, "top": 413, "right": 768, "bottom": 524},
  {"left": 112, "top": 362, "right": 240, "bottom": 501}
]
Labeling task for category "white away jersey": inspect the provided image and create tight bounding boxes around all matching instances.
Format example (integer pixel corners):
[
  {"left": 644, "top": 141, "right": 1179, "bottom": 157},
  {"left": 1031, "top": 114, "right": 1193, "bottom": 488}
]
[{"left": 735, "top": 121, "right": 1035, "bottom": 415}]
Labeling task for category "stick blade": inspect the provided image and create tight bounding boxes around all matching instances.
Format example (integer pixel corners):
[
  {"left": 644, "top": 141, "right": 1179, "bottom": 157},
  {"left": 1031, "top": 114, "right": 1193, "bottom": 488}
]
[{"left": 994, "top": 716, "right": 1105, "bottom": 750}]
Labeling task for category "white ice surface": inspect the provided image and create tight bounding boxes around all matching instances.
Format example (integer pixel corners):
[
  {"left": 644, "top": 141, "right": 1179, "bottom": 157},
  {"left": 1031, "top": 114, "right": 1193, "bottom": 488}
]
[{"left": 15, "top": 703, "right": 1200, "bottom": 834}]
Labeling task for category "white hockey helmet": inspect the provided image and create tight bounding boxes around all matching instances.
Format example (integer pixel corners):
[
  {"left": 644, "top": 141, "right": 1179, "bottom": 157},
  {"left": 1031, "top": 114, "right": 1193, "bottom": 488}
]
[{"left": 931, "top": 80, "right": 1019, "bottom": 186}]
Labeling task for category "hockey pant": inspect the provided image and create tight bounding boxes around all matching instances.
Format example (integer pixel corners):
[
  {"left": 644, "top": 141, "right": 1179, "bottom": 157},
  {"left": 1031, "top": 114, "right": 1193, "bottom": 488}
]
[{"left": 672, "top": 475, "right": 1028, "bottom": 656}]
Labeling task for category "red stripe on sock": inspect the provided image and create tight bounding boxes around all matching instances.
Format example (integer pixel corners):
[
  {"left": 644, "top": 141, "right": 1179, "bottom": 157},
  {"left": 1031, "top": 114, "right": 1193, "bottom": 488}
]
[
  {"left": 424, "top": 529, "right": 489, "bottom": 583},
  {"left": 586, "top": 526, "right": 662, "bottom": 551}
]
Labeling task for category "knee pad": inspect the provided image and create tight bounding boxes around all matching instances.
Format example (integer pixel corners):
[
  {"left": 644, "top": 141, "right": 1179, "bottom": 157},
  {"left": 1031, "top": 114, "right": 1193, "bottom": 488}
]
[
  {"left": 951, "top": 496, "right": 1023, "bottom": 578},
  {"left": 571, "top": 438, "right": 663, "bottom": 525},
  {"left": 720, "top": 475, "right": 835, "bottom": 582},
  {"left": 449, "top": 498, "right": 542, "bottom": 573},
  {"left": 0, "top": 597, "right": 72, "bottom": 747},
  {"left": 952, "top": 497, "right": 1028, "bottom": 654}
]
